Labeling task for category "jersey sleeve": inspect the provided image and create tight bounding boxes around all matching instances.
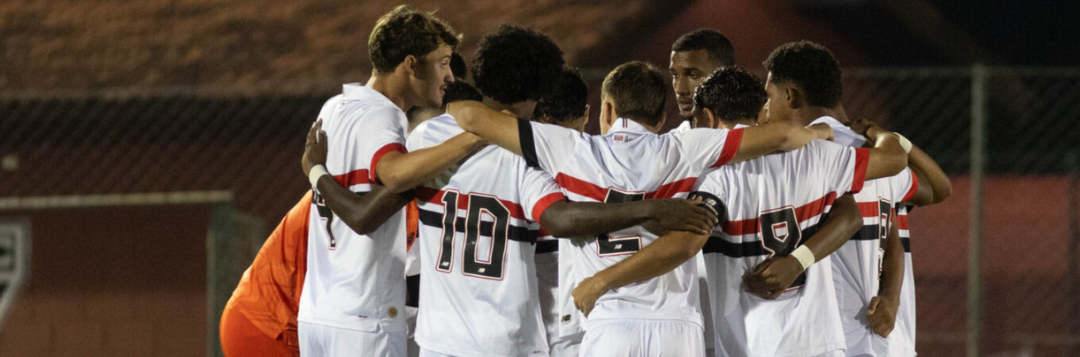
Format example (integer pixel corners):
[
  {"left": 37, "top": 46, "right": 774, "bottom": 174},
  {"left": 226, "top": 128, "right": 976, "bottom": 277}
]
[
  {"left": 676, "top": 128, "right": 744, "bottom": 172},
  {"left": 809, "top": 141, "right": 870, "bottom": 195},
  {"left": 356, "top": 107, "right": 409, "bottom": 185},
  {"left": 888, "top": 168, "right": 919, "bottom": 203},
  {"left": 518, "top": 118, "right": 586, "bottom": 175},
  {"left": 518, "top": 167, "right": 567, "bottom": 223}
]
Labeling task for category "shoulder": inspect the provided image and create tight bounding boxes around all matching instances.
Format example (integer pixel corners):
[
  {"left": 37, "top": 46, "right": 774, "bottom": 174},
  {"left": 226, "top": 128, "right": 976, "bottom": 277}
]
[{"left": 411, "top": 114, "right": 463, "bottom": 142}]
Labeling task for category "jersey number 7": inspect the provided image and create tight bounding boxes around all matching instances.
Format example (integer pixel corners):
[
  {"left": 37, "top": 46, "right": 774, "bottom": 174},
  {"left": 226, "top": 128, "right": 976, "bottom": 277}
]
[{"left": 436, "top": 190, "right": 510, "bottom": 280}]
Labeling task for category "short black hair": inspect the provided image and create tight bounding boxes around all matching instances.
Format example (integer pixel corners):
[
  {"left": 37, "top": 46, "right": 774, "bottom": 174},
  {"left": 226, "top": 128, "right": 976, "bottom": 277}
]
[
  {"left": 602, "top": 61, "right": 666, "bottom": 127},
  {"left": 368, "top": 5, "right": 461, "bottom": 74},
  {"left": 533, "top": 67, "right": 588, "bottom": 123},
  {"left": 694, "top": 67, "right": 766, "bottom": 124},
  {"left": 442, "top": 81, "right": 483, "bottom": 107},
  {"left": 472, "top": 25, "right": 565, "bottom": 104},
  {"left": 672, "top": 29, "right": 736, "bottom": 67},
  {"left": 450, "top": 52, "right": 468, "bottom": 79},
  {"left": 763, "top": 41, "right": 842, "bottom": 108}
]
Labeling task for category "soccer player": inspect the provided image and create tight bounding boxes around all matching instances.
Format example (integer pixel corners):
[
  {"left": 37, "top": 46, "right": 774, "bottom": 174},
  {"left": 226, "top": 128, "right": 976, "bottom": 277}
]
[
  {"left": 402, "top": 26, "right": 718, "bottom": 357},
  {"left": 761, "top": 41, "right": 951, "bottom": 356},
  {"left": 670, "top": 29, "right": 737, "bottom": 130},
  {"left": 567, "top": 65, "right": 910, "bottom": 357},
  {"left": 531, "top": 67, "right": 591, "bottom": 356},
  {"left": 296, "top": 6, "right": 488, "bottom": 357},
  {"left": 446, "top": 61, "right": 835, "bottom": 355}
]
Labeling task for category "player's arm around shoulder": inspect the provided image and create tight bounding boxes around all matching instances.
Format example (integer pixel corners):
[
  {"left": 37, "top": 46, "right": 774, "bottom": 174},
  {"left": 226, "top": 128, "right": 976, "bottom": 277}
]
[
  {"left": 446, "top": 100, "right": 524, "bottom": 155},
  {"left": 729, "top": 121, "right": 834, "bottom": 164}
]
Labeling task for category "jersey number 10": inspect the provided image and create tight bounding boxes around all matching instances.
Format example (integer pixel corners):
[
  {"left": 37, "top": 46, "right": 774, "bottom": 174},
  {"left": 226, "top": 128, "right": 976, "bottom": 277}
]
[{"left": 436, "top": 191, "right": 510, "bottom": 280}]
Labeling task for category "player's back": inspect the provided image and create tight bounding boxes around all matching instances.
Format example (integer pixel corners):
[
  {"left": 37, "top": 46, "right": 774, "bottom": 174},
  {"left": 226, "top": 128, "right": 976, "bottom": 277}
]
[
  {"left": 519, "top": 118, "right": 743, "bottom": 326},
  {"left": 695, "top": 139, "right": 867, "bottom": 357},
  {"left": 408, "top": 114, "right": 565, "bottom": 356},
  {"left": 299, "top": 86, "right": 409, "bottom": 333},
  {"left": 228, "top": 191, "right": 312, "bottom": 343}
]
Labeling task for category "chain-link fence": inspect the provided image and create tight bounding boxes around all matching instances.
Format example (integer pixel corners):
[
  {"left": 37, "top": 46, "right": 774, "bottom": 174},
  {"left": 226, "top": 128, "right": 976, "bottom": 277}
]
[{"left": 0, "top": 66, "right": 1077, "bottom": 356}]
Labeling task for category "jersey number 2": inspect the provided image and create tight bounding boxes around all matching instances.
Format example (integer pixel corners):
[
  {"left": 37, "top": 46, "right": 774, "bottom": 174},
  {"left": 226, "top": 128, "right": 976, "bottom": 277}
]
[
  {"left": 436, "top": 191, "right": 510, "bottom": 280},
  {"left": 596, "top": 189, "right": 645, "bottom": 256}
]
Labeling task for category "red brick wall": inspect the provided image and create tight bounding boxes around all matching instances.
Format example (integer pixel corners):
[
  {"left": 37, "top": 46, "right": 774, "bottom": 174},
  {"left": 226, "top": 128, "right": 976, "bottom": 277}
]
[{"left": 0, "top": 205, "right": 213, "bottom": 357}]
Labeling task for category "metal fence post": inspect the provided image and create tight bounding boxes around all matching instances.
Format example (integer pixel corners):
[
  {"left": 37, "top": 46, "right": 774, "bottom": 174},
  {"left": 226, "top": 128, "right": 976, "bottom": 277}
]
[{"left": 968, "top": 63, "right": 988, "bottom": 357}]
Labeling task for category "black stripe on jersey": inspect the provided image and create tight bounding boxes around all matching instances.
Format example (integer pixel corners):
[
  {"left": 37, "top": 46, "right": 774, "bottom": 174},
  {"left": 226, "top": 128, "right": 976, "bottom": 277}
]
[
  {"left": 518, "top": 117, "right": 540, "bottom": 168},
  {"left": 848, "top": 226, "right": 882, "bottom": 240},
  {"left": 901, "top": 237, "right": 911, "bottom": 252},
  {"left": 418, "top": 208, "right": 539, "bottom": 244},
  {"left": 536, "top": 240, "right": 558, "bottom": 254}
]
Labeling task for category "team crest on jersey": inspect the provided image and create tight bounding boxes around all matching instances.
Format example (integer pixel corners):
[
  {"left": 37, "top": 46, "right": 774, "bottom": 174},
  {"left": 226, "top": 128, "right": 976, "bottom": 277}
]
[{"left": 0, "top": 222, "right": 28, "bottom": 327}]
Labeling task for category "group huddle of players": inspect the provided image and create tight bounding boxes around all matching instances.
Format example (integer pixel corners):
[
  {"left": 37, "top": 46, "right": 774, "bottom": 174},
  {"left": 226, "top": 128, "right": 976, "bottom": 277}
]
[{"left": 219, "top": 5, "right": 952, "bottom": 357}]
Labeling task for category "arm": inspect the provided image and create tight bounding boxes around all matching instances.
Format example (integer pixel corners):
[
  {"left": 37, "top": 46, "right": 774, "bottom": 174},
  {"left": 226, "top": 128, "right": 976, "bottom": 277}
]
[
  {"left": 375, "top": 132, "right": 487, "bottom": 193},
  {"left": 303, "top": 121, "right": 413, "bottom": 234},
  {"left": 862, "top": 128, "right": 908, "bottom": 181},
  {"left": 446, "top": 100, "right": 524, "bottom": 156},
  {"left": 744, "top": 194, "right": 862, "bottom": 299},
  {"left": 907, "top": 144, "right": 952, "bottom": 204},
  {"left": 572, "top": 230, "right": 709, "bottom": 316},
  {"left": 868, "top": 214, "right": 904, "bottom": 337},
  {"left": 906, "top": 166, "right": 935, "bottom": 207},
  {"left": 539, "top": 198, "right": 718, "bottom": 238},
  {"left": 729, "top": 122, "right": 834, "bottom": 164}
]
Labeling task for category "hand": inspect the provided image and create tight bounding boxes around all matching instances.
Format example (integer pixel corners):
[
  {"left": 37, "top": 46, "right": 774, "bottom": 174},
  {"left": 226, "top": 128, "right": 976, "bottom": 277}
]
[
  {"left": 808, "top": 123, "right": 835, "bottom": 141},
  {"left": 572, "top": 275, "right": 609, "bottom": 317},
  {"left": 303, "top": 119, "right": 329, "bottom": 176},
  {"left": 867, "top": 295, "right": 899, "bottom": 337},
  {"left": 848, "top": 117, "right": 887, "bottom": 142},
  {"left": 743, "top": 256, "right": 804, "bottom": 299},
  {"left": 645, "top": 197, "right": 719, "bottom": 236}
]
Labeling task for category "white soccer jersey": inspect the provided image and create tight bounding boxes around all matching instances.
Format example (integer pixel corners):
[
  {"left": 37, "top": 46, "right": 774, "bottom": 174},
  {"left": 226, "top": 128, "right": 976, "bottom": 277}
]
[
  {"left": 409, "top": 114, "right": 566, "bottom": 357},
  {"left": 299, "top": 84, "right": 409, "bottom": 333},
  {"left": 695, "top": 139, "right": 869, "bottom": 357},
  {"left": 886, "top": 205, "right": 917, "bottom": 356},
  {"left": 518, "top": 117, "right": 744, "bottom": 327},
  {"left": 815, "top": 118, "right": 919, "bottom": 356}
]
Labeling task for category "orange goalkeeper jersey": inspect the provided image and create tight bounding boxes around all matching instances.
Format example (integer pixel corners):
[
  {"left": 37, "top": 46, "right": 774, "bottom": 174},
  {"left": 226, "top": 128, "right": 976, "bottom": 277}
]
[{"left": 229, "top": 191, "right": 313, "bottom": 339}]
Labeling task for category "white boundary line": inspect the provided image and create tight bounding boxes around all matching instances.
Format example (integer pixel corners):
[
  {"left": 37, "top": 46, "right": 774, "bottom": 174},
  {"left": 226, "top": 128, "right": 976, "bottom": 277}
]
[{"left": 0, "top": 191, "right": 234, "bottom": 210}]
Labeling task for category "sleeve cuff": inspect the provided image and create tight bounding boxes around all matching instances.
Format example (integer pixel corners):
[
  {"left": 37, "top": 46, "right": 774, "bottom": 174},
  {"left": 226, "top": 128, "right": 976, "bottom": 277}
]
[
  {"left": 369, "top": 143, "right": 407, "bottom": 184},
  {"left": 711, "top": 128, "right": 744, "bottom": 168},
  {"left": 901, "top": 170, "right": 919, "bottom": 203},
  {"left": 531, "top": 193, "right": 567, "bottom": 222},
  {"left": 850, "top": 148, "right": 870, "bottom": 193}
]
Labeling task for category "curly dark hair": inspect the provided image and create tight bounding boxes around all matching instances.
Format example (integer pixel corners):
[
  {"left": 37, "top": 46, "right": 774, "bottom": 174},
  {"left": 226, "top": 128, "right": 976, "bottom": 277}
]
[
  {"left": 763, "top": 41, "right": 842, "bottom": 108},
  {"left": 533, "top": 67, "right": 588, "bottom": 123},
  {"left": 672, "top": 29, "right": 736, "bottom": 67},
  {"left": 472, "top": 25, "right": 565, "bottom": 104},
  {"left": 368, "top": 5, "right": 461, "bottom": 74},
  {"left": 602, "top": 61, "right": 666, "bottom": 127},
  {"left": 442, "top": 81, "right": 483, "bottom": 107},
  {"left": 694, "top": 67, "right": 766, "bottom": 124},
  {"left": 450, "top": 52, "right": 468, "bottom": 79}
]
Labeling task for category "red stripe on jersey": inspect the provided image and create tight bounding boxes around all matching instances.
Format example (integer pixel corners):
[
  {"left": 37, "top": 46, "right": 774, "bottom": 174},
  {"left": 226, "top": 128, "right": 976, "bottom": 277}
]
[
  {"left": 555, "top": 173, "right": 697, "bottom": 201},
  {"left": 722, "top": 192, "right": 838, "bottom": 235},
  {"left": 851, "top": 148, "right": 870, "bottom": 193},
  {"left": 646, "top": 178, "right": 698, "bottom": 199},
  {"left": 415, "top": 186, "right": 535, "bottom": 221},
  {"left": 857, "top": 201, "right": 879, "bottom": 218},
  {"left": 369, "top": 143, "right": 407, "bottom": 185},
  {"left": 897, "top": 212, "right": 910, "bottom": 229},
  {"left": 902, "top": 170, "right": 919, "bottom": 203},
  {"left": 531, "top": 193, "right": 566, "bottom": 222},
  {"left": 554, "top": 173, "right": 608, "bottom": 201},
  {"left": 332, "top": 169, "right": 372, "bottom": 187},
  {"left": 711, "top": 128, "right": 744, "bottom": 168}
]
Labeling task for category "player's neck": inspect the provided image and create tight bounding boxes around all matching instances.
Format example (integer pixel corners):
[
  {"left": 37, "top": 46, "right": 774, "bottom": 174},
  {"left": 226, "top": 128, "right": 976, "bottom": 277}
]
[
  {"left": 792, "top": 106, "right": 838, "bottom": 126},
  {"left": 481, "top": 97, "right": 534, "bottom": 118},
  {"left": 367, "top": 74, "right": 411, "bottom": 111}
]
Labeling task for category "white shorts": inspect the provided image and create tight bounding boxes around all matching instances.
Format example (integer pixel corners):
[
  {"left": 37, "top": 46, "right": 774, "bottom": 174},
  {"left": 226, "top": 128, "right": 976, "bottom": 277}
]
[
  {"left": 298, "top": 321, "right": 406, "bottom": 357},
  {"left": 579, "top": 319, "right": 704, "bottom": 357}
]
